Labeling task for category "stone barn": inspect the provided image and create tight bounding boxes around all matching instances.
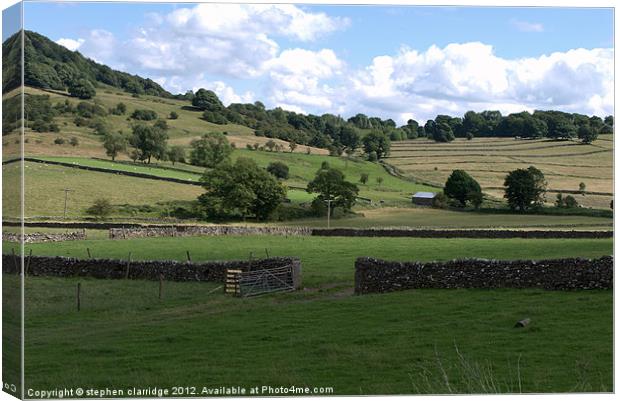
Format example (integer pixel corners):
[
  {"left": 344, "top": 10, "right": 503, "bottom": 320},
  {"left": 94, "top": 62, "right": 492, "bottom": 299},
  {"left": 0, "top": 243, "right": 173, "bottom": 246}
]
[{"left": 411, "top": 191, "right": 437, "bottom": 206}]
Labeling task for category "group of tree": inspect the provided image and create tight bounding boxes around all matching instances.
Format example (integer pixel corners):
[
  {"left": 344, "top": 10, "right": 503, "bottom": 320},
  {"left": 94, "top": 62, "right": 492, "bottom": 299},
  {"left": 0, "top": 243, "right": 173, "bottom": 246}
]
[
  {"left": 421, "top": 110, "right": 612, "bottom": 144},
  {"left": 439, "top": 165, "right": 585, "bottom": 213},
  {"left": 6, "top": 30, "right": 171, "bottom": 97}
]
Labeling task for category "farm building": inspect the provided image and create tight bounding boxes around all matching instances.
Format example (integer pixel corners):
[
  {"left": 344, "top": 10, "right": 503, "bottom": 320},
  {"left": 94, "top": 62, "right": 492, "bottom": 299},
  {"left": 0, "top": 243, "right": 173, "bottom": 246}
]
[{"left": 412, "top": 192, "right": 437, "bottom": 206}]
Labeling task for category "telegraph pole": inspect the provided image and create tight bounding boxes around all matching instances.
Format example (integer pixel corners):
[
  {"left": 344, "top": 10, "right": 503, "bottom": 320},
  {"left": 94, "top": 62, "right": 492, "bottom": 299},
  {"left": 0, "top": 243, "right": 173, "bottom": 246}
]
[
  {"left": 324, "top": 198, "right": 334, "bottom": 229},
  {"left": 62, "top": 188, "right": 73, "bottom": 220}
]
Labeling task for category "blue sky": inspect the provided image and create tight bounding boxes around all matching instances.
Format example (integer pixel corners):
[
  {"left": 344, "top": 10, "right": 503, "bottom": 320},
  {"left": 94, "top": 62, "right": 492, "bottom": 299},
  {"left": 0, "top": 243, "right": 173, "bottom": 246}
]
[{"left": 18, "top": 2, "right": 615, "bottom": 122}]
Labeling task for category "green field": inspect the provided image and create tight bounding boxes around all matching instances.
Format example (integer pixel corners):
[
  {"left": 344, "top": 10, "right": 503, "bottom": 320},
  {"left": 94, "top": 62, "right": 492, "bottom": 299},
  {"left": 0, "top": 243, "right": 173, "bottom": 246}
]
[
  {"left": 34, "top": 156, "right": 203, "bottom": 181},
  {"left": 386, "top": 137, "right": 613, "bottom": 208},
  {"left": 11, "top": 236, "right": 613, "bottom": 287},
  {"left": 5, "top": 236, "right": 612, "bottom": 393},
  {"left": 2, "top": 161, "right": 203, "bottom": 219},
  {"left": 277, "top": 207, "right": 613, "bottom": 230}
]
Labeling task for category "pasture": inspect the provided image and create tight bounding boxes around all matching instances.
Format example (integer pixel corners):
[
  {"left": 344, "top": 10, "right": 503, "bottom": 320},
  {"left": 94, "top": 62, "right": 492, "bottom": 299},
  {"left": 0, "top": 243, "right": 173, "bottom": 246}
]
[
  {"left": 385, "top": 137, "right": 613, "bottom": 208},
  {"left": 4, "top": 235, "right": 613, "bottom": 393},
  {"left": 11, "top": 236, "right": 613, "bottom": 287}
]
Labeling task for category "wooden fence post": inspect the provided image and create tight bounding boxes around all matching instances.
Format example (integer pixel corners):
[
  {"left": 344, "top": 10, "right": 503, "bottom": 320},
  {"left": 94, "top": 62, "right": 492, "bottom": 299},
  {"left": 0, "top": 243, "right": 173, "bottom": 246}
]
[
  {"left": 11, "top": 248, "right": 19, "bottom": 275},
  {"left": 265, "top": 248, "right": 270, "bottom": 258},
  {"left": 125, "top": 252, "right": 132, "bottom": 279},
  {"left": 25, "top": 249, "right": 32, "bottom": 276},
  {"left": 77, "top": 282, "right": 81, "bottom": 312},
  {"left": 186, "top": 251, "right": 191, "bottom": 263},
  {"left": 86, "top": 247, "right": 91, "bottom": 259}
]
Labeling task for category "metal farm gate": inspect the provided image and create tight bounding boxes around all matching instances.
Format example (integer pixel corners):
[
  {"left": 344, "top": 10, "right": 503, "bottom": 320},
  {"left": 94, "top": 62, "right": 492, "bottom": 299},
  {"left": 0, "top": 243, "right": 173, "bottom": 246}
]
[{"left": 225, "top": 265, "right": 295, "bottom": 297}]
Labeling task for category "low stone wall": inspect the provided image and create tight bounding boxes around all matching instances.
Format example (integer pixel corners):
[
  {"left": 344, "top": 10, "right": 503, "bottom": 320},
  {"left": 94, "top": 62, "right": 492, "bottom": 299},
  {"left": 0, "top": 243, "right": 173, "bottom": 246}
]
[
  {"left": 109, "top": 225, "right": 613, "bottom": 240},
  {"left": 109, "top": 225, "right": 311, "bottom": 239},
  {"left": 2, "top": 231, "right": 86, "bottom": 243},
  {"left": 314, "top": 228, "right": 612, "bottom": 239},
  {"left": 354, "top": 256, "right": 613, "bottom": 294},
  {"left": 3, "top": 254, "right": 301, "bottom": 286}
]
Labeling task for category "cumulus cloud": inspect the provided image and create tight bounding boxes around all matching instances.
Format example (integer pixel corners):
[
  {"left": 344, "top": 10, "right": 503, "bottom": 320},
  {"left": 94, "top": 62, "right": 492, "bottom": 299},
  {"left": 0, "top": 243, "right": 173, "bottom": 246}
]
[
  {"left": 56, "top": 5, "right": 611, "bottom": 124},
  {"left": 66, "top": 4, "right": 348, "bottom": 80},
  {"left": 55, "top": 37, "right": 84, "bottom": 51},
  {"left": 347, "top": 43, "right": 613, "bottom": 122}
]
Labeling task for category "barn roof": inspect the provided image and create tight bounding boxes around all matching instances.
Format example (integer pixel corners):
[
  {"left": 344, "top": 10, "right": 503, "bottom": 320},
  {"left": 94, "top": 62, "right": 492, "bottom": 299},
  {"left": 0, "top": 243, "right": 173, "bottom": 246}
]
[{"left": 412, "top": 192, "right": 437, "bottom": 199}]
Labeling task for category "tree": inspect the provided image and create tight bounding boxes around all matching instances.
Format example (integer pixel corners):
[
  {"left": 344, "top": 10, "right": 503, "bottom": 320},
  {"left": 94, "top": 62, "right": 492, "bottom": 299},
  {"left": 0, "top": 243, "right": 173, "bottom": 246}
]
[
  {"left": 68, "top": 79, "right": 96, "bottom": 99},
  {"left": 86, "top": 198, "right": 113, "bottom": 220},
  {"left": 432, "top": 192, "right": 449, "bottom": 209},
  {"left": 432, "top": 122, "right": 455, "bottom": 142},
  {"left": 189, "top": 132, "right": 232, "bottom": 167},
  {"left": 339, "top": 126, "right": 361, "bottom": 151},
  {"left": 167, "top": 145, "right": 185, "bottom": 165},
  {"left": 169, "top": 111, "right": 179, "bottom": 120},
  {"left": 69, "top": 137, "right": 79, "bottom": 147},
  {"left": 563, "top": 195, "right": 579, "bottom": 208},
  {"left": 443, "top": 170, "right": 482, "bottom": 207},
  {"left": 307, "top": 166, "right": 359, "bottom": 216},
  {"left": 604, "top": 115, "right": 613, "bottom": 128},
  {"left": 360, "top": 173, "right": 369, "bottom": 184},
  {"left": 131, "top": 109, "right": 158, "bottom": 121},
  {"left": 129, "top": 123, "right": 168, "bottom": 164},
  {"left": 579, "top": 182, "right": 586, "bottom": 195},
  {"left": 265, "top": 140, "right": 277, "bottom": 152},
  {"left": 376, "top": 176, "right": 384, "bottom": 186},
  {"left": 362, "top": 131, "right": 390, "bottom": 159},
  {"left": 266, "top": 161, "right": 289, "bottom": 180},
  {"left": 578, "top": 125, "right": 598, "bottom": 144},
  {"left": 192, "top": 88, "right": 224, "bottom": 111},
  {"left": 103, "top": 132, "right": 127, "bottom": 161},
  {"left": 289, "top": 141, "right": 298, "bottom": 153},
  {"left": 503, "top": 166, "right": 547, "bottom": 211},
  {"left": 198, "top": 158, "right": 286, "bottom": 220}
]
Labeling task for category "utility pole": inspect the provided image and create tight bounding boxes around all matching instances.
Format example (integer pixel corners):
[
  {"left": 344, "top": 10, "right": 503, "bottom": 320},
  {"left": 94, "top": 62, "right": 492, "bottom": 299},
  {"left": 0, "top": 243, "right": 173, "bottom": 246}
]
[
  {"left": 62, "top": 188, "right": 73, "bottom": 220},
  {"left": 324, "top": 198, "right": 334, "bottom": 229}
]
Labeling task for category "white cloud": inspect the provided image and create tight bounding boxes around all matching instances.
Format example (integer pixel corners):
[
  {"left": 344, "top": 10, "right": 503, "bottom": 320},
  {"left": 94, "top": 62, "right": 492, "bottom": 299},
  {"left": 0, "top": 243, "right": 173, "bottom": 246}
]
[
  {"left": 265, "top": 48, "right": 346, "bottom": 112},
  {"left": 56, "top": 38, "right": 84, "bottom": 51},
  {"left": 511, "top": 19, "right": 544, "bottom": 32},
  {"left": 346, "top": 43, "right": 613, "bottom": 123},
  {"left": 56, "top": 5, "right": 611, "bottom": 125}
]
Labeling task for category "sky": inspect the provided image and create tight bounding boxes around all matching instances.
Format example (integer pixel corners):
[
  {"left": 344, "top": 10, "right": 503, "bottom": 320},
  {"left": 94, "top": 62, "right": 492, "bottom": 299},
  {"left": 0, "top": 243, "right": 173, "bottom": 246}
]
[{"left": 21, "top": 2, "right": 614, "bottom": 123}]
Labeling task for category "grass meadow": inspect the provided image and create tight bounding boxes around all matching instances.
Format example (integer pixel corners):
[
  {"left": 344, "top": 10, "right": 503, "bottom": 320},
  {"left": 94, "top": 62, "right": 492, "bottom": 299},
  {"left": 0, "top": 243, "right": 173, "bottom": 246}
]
[
  {"left": 2, "top": 235, "right": 611, "bottom": 393},
  {"left": 386, "top": 137, "right": 613, "bottom": 208}
]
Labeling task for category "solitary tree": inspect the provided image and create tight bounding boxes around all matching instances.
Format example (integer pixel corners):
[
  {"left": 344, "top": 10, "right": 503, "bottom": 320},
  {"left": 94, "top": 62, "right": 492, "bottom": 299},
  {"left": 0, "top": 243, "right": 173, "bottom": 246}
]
[
  {"left": 189, "top": 132, "right": 232, "bottom": 167},
  {"left": 503, "top": 166, "right": 547, "bottom": 211},
  {"left": 265, "top": 140, "right": 277, "bottom": 152},
  {"left": 129, "top": 123, "right": 168, "bottom": 164},
  {"left": 169, "top": 111, "right": 179, "bottom": 119},
  {"left": 360, "top": 173, "right": 369, "bottom": 184},
  {"left": 307, "top": 167, "right": 359, "bottom": 217},
  {"left": 443, "top": 170, "right": 482, "bottom": 207},
  {"left": 198, "top": 158, "right": 286, "bottom": 220},
  {"left": 86, "top": 198, "right": 113, "bottom": 220},
  {"left": 102, "top": 132, "right": 127, "bottom": 161},
  {"left": 289, "top": 141, "right": 298, "bottom": 153},
  {"left": 579, "top": 182, "right": 586, "bottom": 195}
]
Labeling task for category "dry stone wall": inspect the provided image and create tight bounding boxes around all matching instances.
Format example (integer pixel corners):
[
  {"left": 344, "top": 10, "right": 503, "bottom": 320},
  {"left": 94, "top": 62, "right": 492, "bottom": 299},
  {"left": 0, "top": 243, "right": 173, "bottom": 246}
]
[
  {"left": 354, "top": 256, "right": 613, "bottom": 294},
  {"left": 2, "top": 231, "right": 86, "bottom": 243},
  {"left": 3, "top": 254, "right": 301, "bottom": 285},
  {"left": 109, "top": 225, "right": 311, "bottom": 239}
]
